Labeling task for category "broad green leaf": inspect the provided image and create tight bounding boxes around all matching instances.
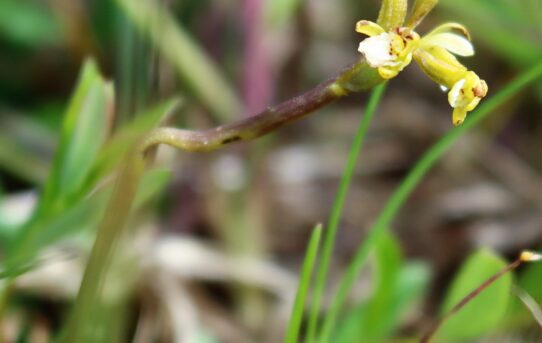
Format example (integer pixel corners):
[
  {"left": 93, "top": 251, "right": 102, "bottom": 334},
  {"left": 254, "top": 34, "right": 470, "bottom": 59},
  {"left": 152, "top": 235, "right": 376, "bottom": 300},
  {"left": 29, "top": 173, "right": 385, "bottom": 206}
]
[
  {"left": 39, "top": 59, "right": 113, "bottom": 213},
  {"left": 511, "top": 261, "right": 542, "bottom": 322},
  {"left": 518, "top": 260, "right": 542, "bottom": 302},
  {"left": 357, "top": 232, "right": 402, "bottom": 340},
  {"left": 336, "top": 233, "right": 402, "bottom": 343},
  {"left": 336, "top": 233, "right": 428, "bottom": 343},
  {"left": 393, "top": 262, "right": 429, "bottom": 316},
  {"left": 116, "top": 0, "right": 241, "bottom": 122},
  {"left": 437, "top": 249, "right": 512, "bottom": 342}
]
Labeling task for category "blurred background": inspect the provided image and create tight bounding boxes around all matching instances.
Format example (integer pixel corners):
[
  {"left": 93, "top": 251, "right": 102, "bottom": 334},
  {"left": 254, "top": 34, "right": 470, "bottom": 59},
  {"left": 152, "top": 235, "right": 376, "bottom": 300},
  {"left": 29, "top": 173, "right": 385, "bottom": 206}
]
[{"left": 1, "top": 0, "right": 542, "bottom": 342}]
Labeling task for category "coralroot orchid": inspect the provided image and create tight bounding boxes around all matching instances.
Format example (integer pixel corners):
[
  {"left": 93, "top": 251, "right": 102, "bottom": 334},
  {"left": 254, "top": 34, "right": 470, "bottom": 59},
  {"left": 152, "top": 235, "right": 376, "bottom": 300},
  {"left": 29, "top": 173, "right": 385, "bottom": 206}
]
[{"left": 356, "top": 0, "right": 488, "bottom": 125}]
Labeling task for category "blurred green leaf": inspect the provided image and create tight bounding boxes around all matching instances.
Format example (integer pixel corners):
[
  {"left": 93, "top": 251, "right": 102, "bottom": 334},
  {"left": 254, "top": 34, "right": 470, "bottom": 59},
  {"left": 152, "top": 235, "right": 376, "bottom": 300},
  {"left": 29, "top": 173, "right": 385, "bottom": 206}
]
[
  {"left": 0, "top": 108, "right": 55, "bottom": 184},
  {"left": 116, "top": 0, "right": 242, "bottom": 122},
  {"left": 437, "top": 249, "right": 512, "bottom": 342},
  {"left": 513, "top": 261, "right": 542, "bottom": 323},
  {"left": 39, "top": 59, "right": 113, "bottom": 214},
  {"left": 335, "top": 233, "right": 429, "bottom": 343},
  {"left": 30, "top": 168, "right": 170, "bottom": 254},
  {"left": 1, "top": 60, "right": 178, "bottom": 278},
  {"left": 394, "top": 261, "right": 430, "bottom": 314},
  {"left": 0, "top": 135, "right": 49, "bottom": 185},
  {"left": 133, "top": 168, "right": 171, "bottom": 209},
  {"left": 84, "top": 99, "right": 180, "bottom": 192},
  {"left": 0, "top": 0, "right": 61, "bottom": 47},
  {"left": 3, "top": 168, "right": 170, "bottom": 278}
]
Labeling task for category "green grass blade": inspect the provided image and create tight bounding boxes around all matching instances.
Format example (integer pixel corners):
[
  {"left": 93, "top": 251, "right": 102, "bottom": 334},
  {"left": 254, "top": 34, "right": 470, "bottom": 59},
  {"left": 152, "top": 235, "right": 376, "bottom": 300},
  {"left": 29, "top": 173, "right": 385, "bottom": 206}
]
[
  {"left": 318, "top": 60, "right": 542, "bottom": 342},
  {"left": 305, "top": 83, "right": 387, "bottom": 342},
  {"left": 284, "top": 224, "right": 322, "bottom": 343},
  {"left": 61, "top": 152, "right": 145, "bottom": 343},
  {"left": 116, "top": 0, "right": 242, "bottom": 122}
]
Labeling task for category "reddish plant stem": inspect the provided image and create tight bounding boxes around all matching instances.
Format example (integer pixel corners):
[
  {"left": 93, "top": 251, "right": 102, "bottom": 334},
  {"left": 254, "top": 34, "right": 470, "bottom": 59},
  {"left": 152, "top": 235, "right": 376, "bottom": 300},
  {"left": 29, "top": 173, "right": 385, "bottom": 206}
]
[{"left": 141, "top": 77, "right": 348, "bottom": 153}]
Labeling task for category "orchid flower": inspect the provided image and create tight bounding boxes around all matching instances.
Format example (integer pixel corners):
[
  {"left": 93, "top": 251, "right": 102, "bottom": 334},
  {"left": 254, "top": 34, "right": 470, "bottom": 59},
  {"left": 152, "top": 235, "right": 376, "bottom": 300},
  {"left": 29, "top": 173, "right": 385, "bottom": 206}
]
[{"left": 356, "top": 0, "right": 488, "bottom": 125}]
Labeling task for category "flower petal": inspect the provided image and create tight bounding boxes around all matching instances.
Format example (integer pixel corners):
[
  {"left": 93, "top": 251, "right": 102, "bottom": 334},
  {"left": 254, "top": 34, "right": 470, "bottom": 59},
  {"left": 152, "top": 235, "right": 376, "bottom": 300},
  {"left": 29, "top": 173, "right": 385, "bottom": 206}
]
[
  {"left": 422, "top": 32, "right": 474, "bottom": 56},
  {"left": 378, "top": 67, "right": 400, "bottom": 79},
  {"left": 358, "top": 33, "right": 396, "bottom": 68},
  {"left": 355, "top": 20, "right": 385, "bottom": 37},
  {"left": 465, "top": 97, "right": 481, "bottom": 111},
  {"left": 425, "top": 22, "right": 471, "bottom": 41},
  {"left": 448, "top": 78, "right": 466, "bottom": 107}
]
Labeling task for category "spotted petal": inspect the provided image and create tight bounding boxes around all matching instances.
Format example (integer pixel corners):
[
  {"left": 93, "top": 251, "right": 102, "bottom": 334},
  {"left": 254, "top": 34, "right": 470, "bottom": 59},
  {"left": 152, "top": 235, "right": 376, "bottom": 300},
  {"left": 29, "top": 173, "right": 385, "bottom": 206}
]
[{"left": 358, "top": 33, "right": 396, "bottom": 67}]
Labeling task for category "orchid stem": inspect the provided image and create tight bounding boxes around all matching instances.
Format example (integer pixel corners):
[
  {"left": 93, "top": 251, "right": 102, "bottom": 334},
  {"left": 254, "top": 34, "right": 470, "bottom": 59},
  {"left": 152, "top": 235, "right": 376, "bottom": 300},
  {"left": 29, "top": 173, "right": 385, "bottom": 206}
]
[{"left": 140, "top": 61, "right": 383, "bottom": 154}]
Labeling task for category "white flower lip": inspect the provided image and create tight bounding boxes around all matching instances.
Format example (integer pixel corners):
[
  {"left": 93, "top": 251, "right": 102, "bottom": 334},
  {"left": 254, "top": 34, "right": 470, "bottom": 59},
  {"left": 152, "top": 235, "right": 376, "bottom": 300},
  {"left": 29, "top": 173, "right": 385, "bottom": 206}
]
[
  {"left": 448, "top": 78, "right": 466, "bottom": 107},
  {"left": 422, "top": 33, "right": 474, "bottom": 56},
  {"left": 358, "top": 33, "right": 397, "bottom": 68}
]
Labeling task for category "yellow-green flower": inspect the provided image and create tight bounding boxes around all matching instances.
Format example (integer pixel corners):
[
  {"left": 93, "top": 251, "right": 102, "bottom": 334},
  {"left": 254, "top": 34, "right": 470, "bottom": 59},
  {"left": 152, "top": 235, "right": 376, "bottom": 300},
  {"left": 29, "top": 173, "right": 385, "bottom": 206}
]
[{"left": 356, "top": 0, "right": 488, "bottom": 126}]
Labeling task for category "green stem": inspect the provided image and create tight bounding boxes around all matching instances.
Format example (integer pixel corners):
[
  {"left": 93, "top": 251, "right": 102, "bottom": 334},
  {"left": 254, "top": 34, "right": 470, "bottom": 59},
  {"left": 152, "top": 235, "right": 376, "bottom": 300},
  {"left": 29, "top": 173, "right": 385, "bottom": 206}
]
[
  {"left": 284, "top": 224, "right": 322, "bottom": 343},
  {"left": 306, "top": 84, "right": 387, "bottom": 342},
  {"left": 62, "top": 151, "right": 145, "bottom": 343},
  {"left": 318, "top": 61, "right": 542, "bottom": 342}
]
